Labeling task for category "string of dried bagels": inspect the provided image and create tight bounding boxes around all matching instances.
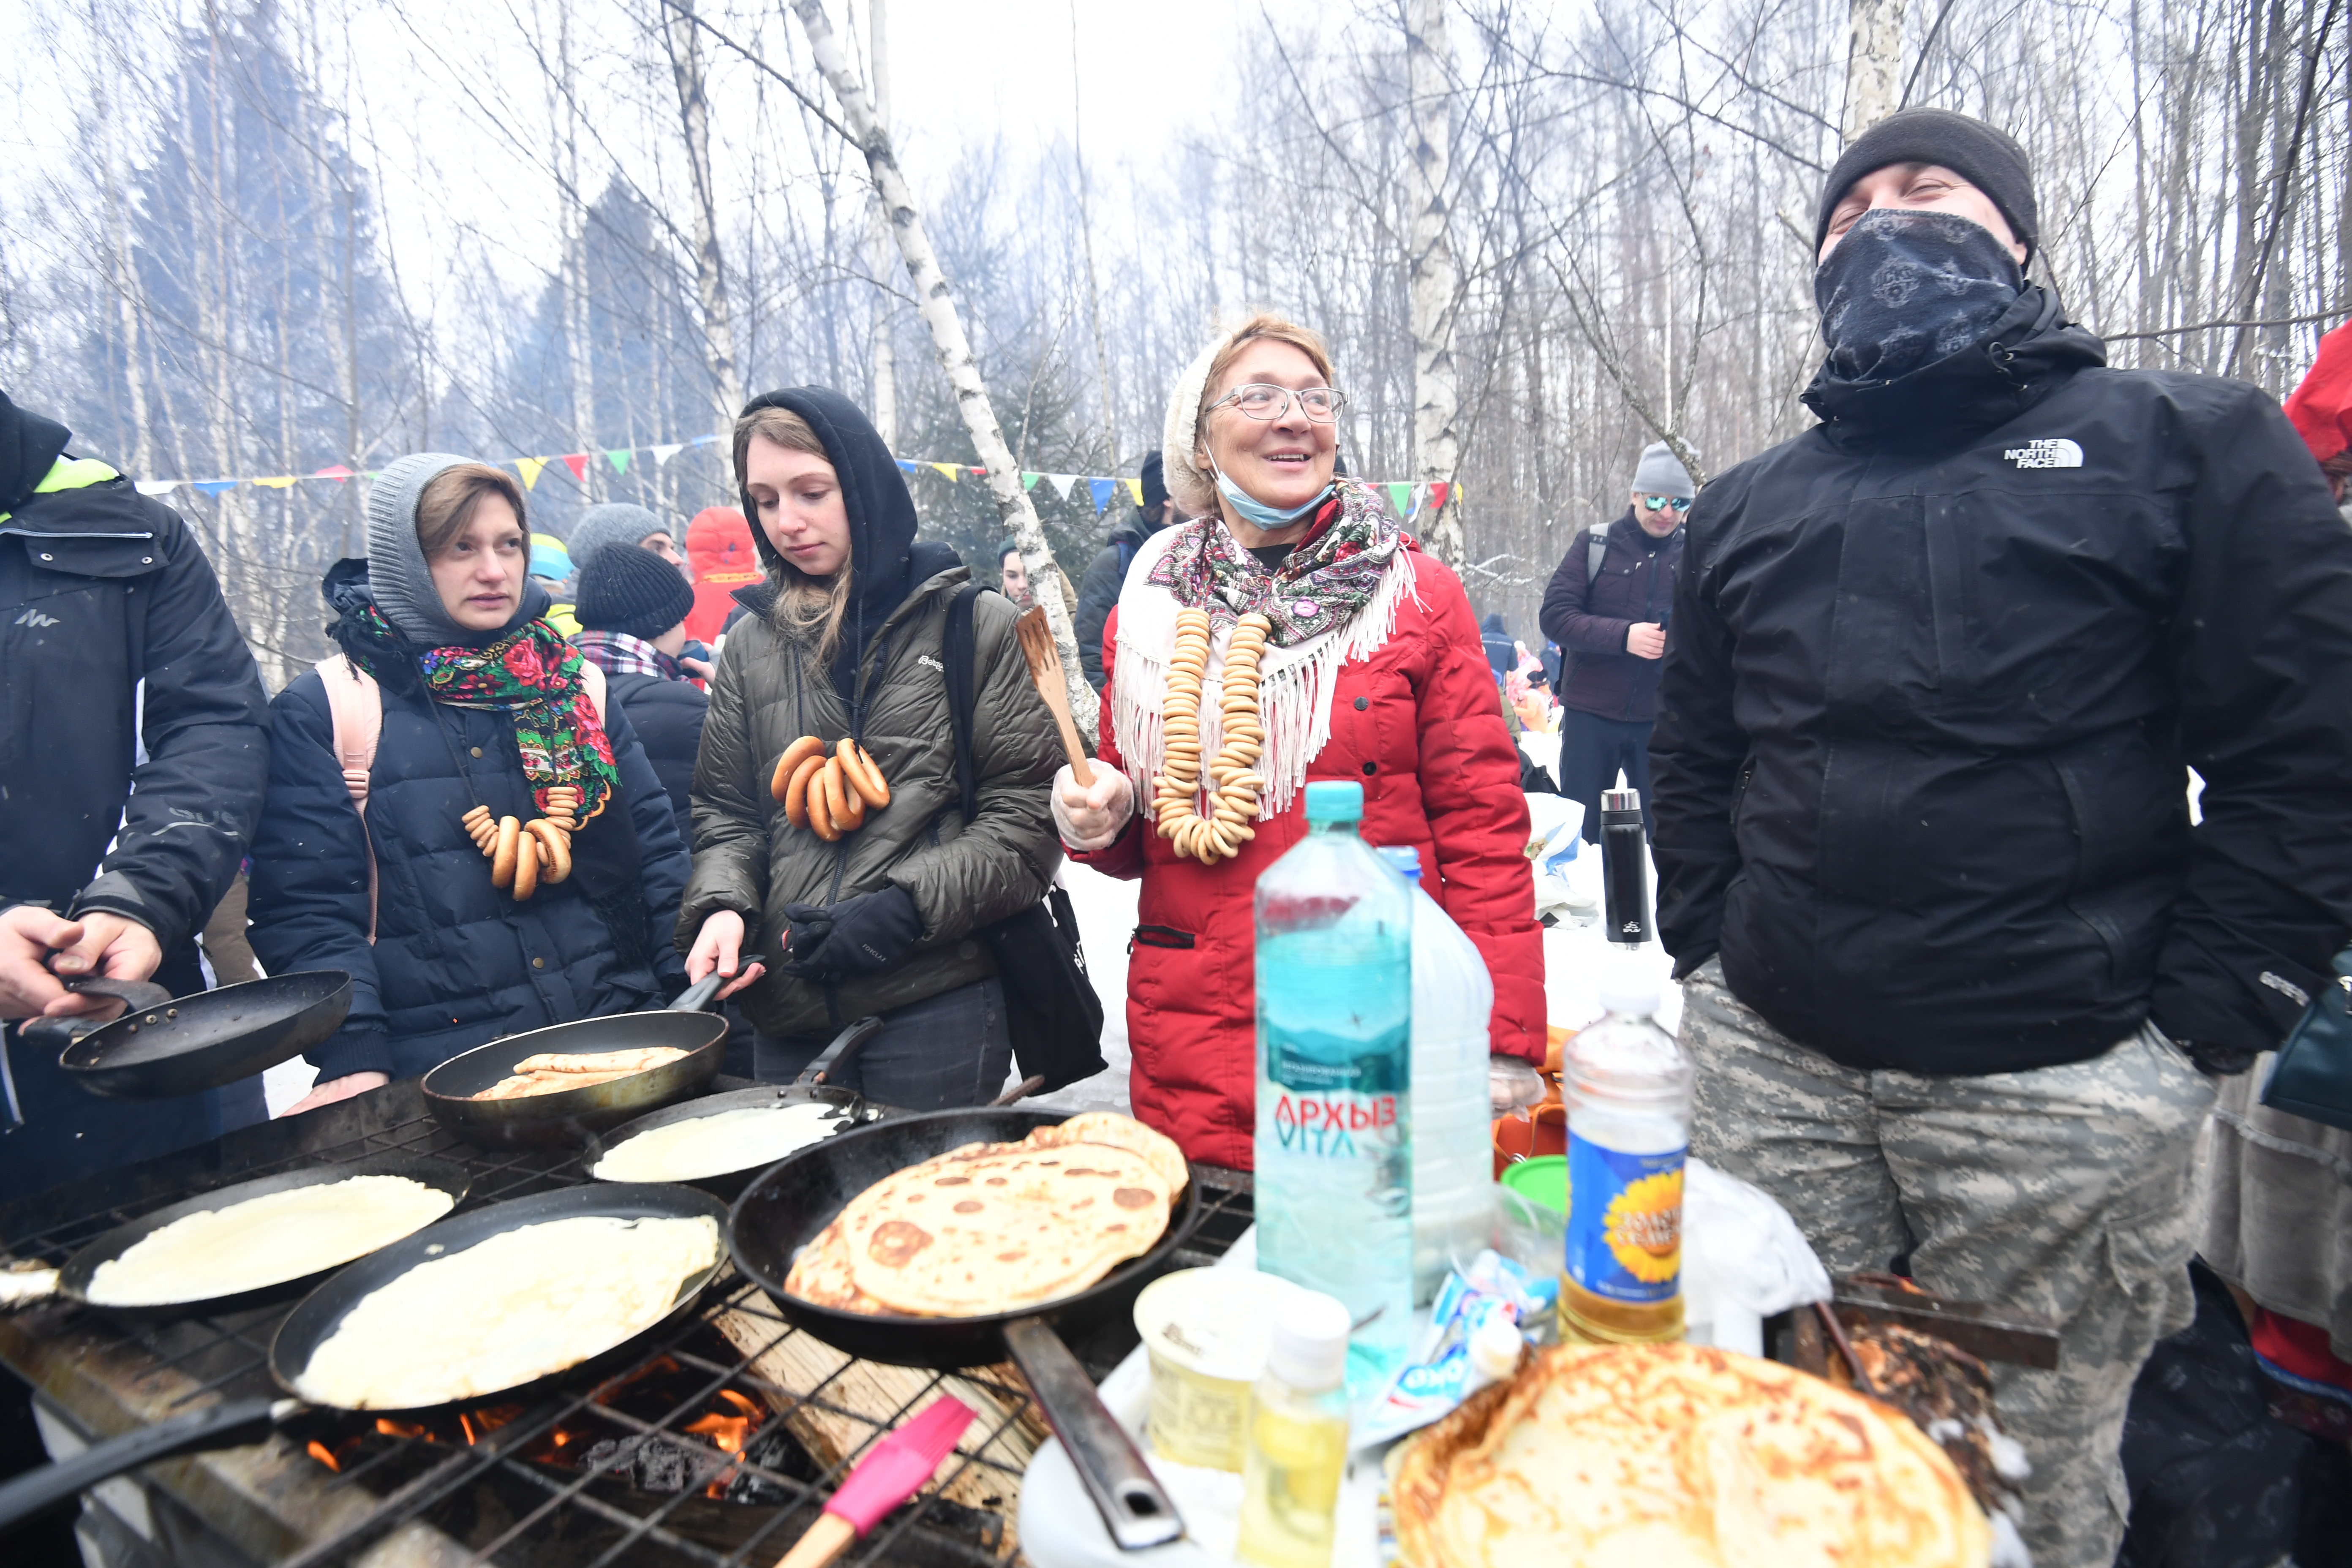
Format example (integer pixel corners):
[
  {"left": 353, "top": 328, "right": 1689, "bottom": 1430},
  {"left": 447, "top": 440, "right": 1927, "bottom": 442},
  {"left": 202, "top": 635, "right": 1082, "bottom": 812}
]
[
  {"left": 461, "top": 787, "right": 593, "bottom": 903},
  {"left": 1154, "top": 609, "right": 1269, "bottom": 863},
  {"left": 769, "top": 736, "right": 891, "bottom": 841}
]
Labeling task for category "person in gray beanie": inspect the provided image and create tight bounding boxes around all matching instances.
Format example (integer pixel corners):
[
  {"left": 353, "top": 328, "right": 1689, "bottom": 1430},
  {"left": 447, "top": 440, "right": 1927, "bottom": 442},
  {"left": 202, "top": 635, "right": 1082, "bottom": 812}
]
[
  {"left": 570, "top": 501, "right": 687, "bottom": 576},
  {"left": 572, "top": 542, "right": 707, "bottom": 838},
  {"left": 246, "top": 455, "right": 692, "bottom": 1116},
  {"left": 1650, "top": 105, "right": 2352, "bottom": 1568},
  {"left": 1537, "top": 439, "right": 1693, "bottom": 843}
]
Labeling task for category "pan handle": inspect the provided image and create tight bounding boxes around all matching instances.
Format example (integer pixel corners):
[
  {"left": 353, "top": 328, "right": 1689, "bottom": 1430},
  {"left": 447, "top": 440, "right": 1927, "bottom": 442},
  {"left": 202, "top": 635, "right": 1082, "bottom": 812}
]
[
  {"left": 795, "top": 1015, "right": 884, "bottom": 1089},
  {"left": 1001, "top": 1317, "right": 1184, "bottom": 1551},
  {"left": 17, "top": 977, "right": 179, "bottom": 1051},
  {"left": 0, "top": 1395, "right": 299, "bottom": 1538},
  {"left": 669, "top": 972, "right": 726, "bottom": 1013}
]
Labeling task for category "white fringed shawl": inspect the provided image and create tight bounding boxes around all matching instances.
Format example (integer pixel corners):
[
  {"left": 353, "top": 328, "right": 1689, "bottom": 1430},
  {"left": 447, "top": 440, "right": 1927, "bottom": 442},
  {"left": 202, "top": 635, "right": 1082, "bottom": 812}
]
[{"left": 1110, "top": 515, "right": 1421, "bottom": 818}]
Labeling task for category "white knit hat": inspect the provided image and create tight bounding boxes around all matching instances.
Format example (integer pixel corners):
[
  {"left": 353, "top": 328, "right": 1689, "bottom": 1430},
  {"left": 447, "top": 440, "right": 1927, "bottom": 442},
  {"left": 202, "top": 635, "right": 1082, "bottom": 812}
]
[{"left": 1160, "top": 331, "right": 1232, "bottom": 515}]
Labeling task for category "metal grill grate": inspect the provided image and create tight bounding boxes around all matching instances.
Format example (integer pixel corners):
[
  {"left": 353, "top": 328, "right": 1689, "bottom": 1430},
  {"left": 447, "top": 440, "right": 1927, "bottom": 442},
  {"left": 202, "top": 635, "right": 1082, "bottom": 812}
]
[{"left": 0, "top": 1084, "right": 1253, "bottom": 1568}]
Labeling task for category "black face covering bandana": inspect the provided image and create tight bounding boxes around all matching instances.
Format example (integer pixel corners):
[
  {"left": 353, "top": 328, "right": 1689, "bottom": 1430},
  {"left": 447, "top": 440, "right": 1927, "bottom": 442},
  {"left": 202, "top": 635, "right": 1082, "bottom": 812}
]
[{"left": 1814, "top": 207, "right": 2024, "bottom": 384}]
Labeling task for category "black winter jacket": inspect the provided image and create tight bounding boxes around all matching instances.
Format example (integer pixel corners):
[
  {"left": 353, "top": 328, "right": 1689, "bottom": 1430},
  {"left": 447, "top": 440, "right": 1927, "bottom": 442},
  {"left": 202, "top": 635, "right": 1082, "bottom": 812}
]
[
  {"left": 1652, "top": 287, "right": 2352, "bottom": 1077},
  {"left": 0, "top": 459, "right": 267, "bottom": 950},
  {"left": 604, "top": 670, "right": 708, "bottom": 842},
  {"left": 1538, "top": 512, "right": 1685, "bottom": 722},
  {"left": 1076, "top": 507, "right": 1157, "bottom": 690},
  {"left": 247, "top": 657, "right": 692, "bottom": 1083}
]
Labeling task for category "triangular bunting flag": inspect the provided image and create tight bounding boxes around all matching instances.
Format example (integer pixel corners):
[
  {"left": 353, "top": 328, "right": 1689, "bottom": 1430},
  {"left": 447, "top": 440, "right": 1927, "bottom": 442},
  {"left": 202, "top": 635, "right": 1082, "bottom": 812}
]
[
  {"left": 192, "top": 480, "right": 238, "bottom": 496},
  {"left": 1088, "top": 478, "right": 1116, "bottom": 514},
  {"left": 1386, "top": 482, "right": 1413, "bottom": 517},
  {"left": 560, "top": 454, "right": 589, "bottom": 483},
  {"left": 253, "top": 476, "right": 297, "bottom": 489},
  {"left": 1021, "top": 472, "right": 1044, "bottom": 491},
  {"left": 690, "top": 433, "right": 718, "bottom": 446},
  {"left": 929, "top": 463, "right": 961, "bottom": 482},
  {"left": 1126, "top": 478, "right": 1144, "bottom": 506},
  {"left": 606, "top": 450, "right": 631, "bottom": 475},
  {"left": 1048, "top": 474, "right": 1080, "bottom": 500},
  {"left": 650, "top": 444, "right": 684, "bottom": 467},
  {"left": 896, "top": 458, "right": 919, "bottom": 474},
  {"left": 1427, "top": 481, "right": 1450, "bottom": 511},
  {"left": 515, "top": 457, "right": 548, "bottom": 490},
  {"left": 134, "top": 479, "right": 179, "bottom": 497},
  {"left": 312, "top": 465, "right": 354, "bottom": 482},
  {"left": 970, "top": 466, "right": 988, "bottom": 477}
]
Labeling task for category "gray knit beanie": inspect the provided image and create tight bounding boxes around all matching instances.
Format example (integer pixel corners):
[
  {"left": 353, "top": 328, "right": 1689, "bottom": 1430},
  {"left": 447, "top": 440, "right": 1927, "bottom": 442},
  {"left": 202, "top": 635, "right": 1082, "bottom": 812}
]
[
  {"left": 569, "top": 503, "right": 667, "bottom": 574},
  {"left": 1631, "top": 441, "right": 1697, "bottom": 498},
  {"left": 363, "top": 452, "right": 475, "bottom": 644},
  {"left": 1815, "top": 108, "right": 2037, "bottom": 261}
]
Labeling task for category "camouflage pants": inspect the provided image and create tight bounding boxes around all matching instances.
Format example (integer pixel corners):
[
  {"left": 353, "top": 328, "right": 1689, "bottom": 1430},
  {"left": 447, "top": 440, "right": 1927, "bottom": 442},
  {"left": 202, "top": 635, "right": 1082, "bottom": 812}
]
[{"left": 1679, "top": 958, "right": 2216, "bottom": 1568}]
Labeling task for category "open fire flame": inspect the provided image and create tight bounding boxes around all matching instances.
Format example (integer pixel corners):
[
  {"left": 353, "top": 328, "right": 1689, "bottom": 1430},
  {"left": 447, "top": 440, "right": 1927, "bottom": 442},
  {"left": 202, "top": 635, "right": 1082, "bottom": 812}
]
[{"left": 305, "top": 1358, "right": 767, "bottom": 1500}]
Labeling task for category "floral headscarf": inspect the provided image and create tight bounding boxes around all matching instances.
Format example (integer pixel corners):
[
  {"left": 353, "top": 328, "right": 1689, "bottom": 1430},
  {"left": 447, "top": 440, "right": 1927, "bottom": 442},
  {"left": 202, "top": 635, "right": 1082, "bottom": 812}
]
[{"left": 1145, "top": 482, "right": 1405, "bottom": 646}]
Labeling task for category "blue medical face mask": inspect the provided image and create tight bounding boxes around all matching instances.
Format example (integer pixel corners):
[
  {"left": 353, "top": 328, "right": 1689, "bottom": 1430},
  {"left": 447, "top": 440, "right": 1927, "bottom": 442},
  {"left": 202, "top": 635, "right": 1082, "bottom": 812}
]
[{"left": 1209, "top": 458, "right": 1332, "bottom": 530}]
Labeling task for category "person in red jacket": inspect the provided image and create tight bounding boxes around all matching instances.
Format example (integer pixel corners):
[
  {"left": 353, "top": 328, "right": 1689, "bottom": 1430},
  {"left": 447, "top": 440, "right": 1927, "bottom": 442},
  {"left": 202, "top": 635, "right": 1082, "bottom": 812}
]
[{"left": 1051, "top": 313, "right": 1544, "bottom": 1169}]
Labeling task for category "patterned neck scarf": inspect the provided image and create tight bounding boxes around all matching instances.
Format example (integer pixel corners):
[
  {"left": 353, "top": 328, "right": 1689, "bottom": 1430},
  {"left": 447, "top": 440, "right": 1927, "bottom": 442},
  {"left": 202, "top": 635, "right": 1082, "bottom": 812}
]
[
  {"left": 569, "top": 629, "right": 683, "bottom": 682},
  {"left": 348, "top": 602, "right": 622, "bottom": 819},
  {"left": 1146, "top": 482, "right": 1405, "bottom": 647}
]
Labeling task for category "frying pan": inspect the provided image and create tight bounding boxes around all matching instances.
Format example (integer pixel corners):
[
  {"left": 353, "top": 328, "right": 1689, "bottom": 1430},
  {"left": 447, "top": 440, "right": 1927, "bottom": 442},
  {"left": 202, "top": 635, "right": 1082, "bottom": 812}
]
[
  {"left": 729, "top": 1108, "right": 1199, "bottom": 1551},
  {"left": 12, "top": 1152, "right": 474, "bottom": 1319},
  {"left": 421, "top": 974, "right": 728, "bottom": 1149},
  {"left": 0, "top": 1181, "right": 730, "bottom": 1538},
  {"left": 18, "top": 972, "right": 353, "bottom": 1098},
  {"left": 583, "top": 1015, "right": 887, "bottom": 1200}
]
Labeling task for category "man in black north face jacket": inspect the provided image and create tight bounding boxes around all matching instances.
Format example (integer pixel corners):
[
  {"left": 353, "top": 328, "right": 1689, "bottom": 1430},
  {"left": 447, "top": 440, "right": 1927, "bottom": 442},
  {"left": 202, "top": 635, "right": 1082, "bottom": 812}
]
[{"left": 1651, "top": 110, "right": 2352, "bottom": 1568}]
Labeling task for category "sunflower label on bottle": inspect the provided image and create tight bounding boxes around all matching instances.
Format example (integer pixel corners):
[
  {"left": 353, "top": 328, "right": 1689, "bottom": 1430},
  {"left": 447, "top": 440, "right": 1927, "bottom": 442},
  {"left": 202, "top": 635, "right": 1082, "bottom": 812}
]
[{"left": 1563, "top": 1138, "right": 1683, "bottom": 1304}]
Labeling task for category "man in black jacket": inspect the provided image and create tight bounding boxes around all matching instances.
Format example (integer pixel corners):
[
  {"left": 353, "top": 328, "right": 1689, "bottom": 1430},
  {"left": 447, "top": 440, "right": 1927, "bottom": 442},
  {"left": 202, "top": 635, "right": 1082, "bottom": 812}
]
[
  {"left": 1538, "top": 440, "right": 1693, "bottom": 841},
  {"left": 0, "top": 391, "right": 270, "bottom": 1196},
  {"left": 1651, "top": 110, "right": 2352, "bottom": 1568},
  {"left": 1075, "top": 451, "right": 1170, "bottom": 690}
]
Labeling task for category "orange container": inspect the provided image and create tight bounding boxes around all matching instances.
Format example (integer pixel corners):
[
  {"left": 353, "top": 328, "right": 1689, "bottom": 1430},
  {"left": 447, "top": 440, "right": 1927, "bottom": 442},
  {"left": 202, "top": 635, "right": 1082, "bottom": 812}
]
[{"left": 1492, "top": 1101, "right": 1566, "bottom": 1177}]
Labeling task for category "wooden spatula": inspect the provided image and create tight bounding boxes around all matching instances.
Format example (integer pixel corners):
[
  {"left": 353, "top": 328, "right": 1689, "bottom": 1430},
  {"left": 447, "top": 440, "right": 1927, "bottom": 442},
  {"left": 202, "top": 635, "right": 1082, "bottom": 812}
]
[{"left": 1013, "top": 605, "right": 1095, "bottom": 786}]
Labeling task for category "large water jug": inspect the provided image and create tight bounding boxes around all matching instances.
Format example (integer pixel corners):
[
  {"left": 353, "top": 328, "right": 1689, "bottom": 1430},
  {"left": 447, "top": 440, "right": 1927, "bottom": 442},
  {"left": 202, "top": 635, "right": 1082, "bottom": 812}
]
[
  {"left": 1254, "top": 781, "right": 1415, "bottom": 1392},
  {"left": 1376, "top": 846, "right": 1496, "bottom": 1303}
]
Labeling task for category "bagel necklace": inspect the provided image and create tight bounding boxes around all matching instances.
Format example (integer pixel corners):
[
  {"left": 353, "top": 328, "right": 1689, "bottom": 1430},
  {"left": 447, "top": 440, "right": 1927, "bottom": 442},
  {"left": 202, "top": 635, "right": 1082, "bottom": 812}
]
[
  {"left": 458, "top": 789, "right": 600, "bottom": 903},
  {"left": 1153, "top": 609, "right": 1270, "bottom": 863}
]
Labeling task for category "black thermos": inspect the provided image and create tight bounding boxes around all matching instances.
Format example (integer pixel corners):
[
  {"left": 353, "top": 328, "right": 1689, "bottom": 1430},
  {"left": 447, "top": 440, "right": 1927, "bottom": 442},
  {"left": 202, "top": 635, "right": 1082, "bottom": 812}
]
[{"left": 1600, "top": 786, "right": 1652, "bottom": 948}]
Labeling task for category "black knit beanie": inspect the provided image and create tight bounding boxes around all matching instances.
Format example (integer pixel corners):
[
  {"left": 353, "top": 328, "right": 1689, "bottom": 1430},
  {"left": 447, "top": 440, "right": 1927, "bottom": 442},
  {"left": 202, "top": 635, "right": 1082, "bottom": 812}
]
[
  {"left": 1139, "top": 450, "right": 1167, "bottom": 511},
  {"left": 575, "top": 542, "right": 694, "bottom": 642},
  {"left": 1815, "top": 108, "right": 2037, "bottom": 261}
]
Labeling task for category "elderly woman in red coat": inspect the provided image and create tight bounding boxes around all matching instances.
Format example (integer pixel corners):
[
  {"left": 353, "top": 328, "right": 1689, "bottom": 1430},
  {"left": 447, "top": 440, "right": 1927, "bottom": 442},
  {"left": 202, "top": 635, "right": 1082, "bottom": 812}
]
[{"left": 1052, "top": 313, "right": 1545, "bottom": 1168}]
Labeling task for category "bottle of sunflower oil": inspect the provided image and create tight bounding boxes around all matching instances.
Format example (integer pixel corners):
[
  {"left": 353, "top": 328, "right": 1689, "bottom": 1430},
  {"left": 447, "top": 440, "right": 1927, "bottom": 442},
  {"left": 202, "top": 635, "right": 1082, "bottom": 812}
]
[
  {"left": 1559, "top": 961, "right": 1693, "bottom": 1345},
  {"left": 1236, "top": 1290, "right": 1353, "bottom": 1568}
]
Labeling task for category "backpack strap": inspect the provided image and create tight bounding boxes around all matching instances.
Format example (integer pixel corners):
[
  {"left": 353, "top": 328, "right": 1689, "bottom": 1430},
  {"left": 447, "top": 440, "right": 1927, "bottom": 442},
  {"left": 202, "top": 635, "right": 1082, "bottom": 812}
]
[
  {"left": 942, "top": 585, "right": 983, "bottom": 823},
  {"left": 315, "top": 654, "right": 384, "bottom": 944},
  {"left": 1586, "top": 518, "right": 1610, "bottom": 582}
]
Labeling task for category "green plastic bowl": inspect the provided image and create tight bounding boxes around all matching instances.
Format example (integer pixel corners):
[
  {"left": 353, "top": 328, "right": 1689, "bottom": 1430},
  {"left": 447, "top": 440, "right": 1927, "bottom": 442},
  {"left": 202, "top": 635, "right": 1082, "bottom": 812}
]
[{"left": 1500, "top": 1154, "right": 1567, "bottom": 1215}]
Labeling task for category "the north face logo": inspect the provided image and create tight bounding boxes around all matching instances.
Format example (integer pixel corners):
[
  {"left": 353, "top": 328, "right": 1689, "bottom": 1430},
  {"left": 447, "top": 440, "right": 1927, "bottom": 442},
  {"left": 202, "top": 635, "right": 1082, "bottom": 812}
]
[
  {"left": 2003, "top": 438, "right": 2083, "bottom": 469},
  {"left": 14, "top": 608, "right": 60, "bottom": 628}
]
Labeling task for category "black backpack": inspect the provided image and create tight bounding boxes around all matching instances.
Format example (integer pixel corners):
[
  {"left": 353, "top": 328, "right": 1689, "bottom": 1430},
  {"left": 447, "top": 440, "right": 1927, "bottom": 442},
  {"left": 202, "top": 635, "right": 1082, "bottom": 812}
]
[
  {"left": 1552, "top": 520, "right": 1612, "bottom": 687},
  {"left": 940, "top": 584, "right": 1109, "bottom": 1095}
]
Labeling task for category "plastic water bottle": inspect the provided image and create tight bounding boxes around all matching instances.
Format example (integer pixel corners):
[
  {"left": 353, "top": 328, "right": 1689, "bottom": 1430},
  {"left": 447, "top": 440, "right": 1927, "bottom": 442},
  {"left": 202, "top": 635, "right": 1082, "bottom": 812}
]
[
  {"left": 1234, "top": 1290, "right": 1353, "bottom": 1568},
  {"left": 1255, "top": 781, "right": 1413, "bottom": 1392},
  {"left": 1558, "top": 960, "right": 1692, "bottom": 1345},
  {"left": 1375, "top": 846, "right": 1495, "bottom": 1304}
]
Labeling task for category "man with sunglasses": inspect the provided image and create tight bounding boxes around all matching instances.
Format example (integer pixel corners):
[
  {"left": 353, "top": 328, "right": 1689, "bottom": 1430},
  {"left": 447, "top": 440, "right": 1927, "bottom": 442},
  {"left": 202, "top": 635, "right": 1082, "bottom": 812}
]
[{"left": 1537, "top": 440, "right": 1694, "bottom": 843}]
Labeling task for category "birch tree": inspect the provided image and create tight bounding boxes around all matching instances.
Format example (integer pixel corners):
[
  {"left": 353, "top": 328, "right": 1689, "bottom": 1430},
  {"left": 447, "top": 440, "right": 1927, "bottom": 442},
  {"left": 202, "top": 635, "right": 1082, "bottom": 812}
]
[{"left": 1407, "top": 0, "right": 1465, "bottom": 566}]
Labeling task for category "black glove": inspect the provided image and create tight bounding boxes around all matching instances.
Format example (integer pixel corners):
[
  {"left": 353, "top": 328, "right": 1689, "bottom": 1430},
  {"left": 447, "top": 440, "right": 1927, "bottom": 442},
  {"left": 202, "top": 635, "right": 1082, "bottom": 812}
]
[{"left": 778, "top": 887, "right": 925, "bottom": 981}]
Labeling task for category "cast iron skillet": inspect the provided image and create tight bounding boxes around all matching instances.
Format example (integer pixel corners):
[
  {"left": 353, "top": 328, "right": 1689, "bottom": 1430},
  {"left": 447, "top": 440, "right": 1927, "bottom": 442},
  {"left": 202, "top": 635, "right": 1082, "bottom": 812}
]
[
  {"left": 31, "top": 1152, "right": 475, "bottom": 1319},
  {"left": 729, "top": 1108, "right": 1199, "bottom": 1550},
  {"left": 583, "top": 1015, "right": 886, "bottom": 1200},
  {"left": 0, "top": 1181, "right": 730, "bottom": 1538},
  {"left": 421, "top": 973, "right": 728, "bottom": 1148},
  {"left": 19, "top": 972, "right": 352, "bottom": 1099}
]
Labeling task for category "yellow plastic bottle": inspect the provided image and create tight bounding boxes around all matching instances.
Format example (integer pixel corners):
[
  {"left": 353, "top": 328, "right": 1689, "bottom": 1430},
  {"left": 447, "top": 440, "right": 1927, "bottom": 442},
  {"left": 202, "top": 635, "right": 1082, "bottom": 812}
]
[
  {"left": 1235, "top": 1291, "right": 1353, "bottom": 1568},
  {"left": 1558, "top": 962, "right": 1693, "bottom": 1346}
]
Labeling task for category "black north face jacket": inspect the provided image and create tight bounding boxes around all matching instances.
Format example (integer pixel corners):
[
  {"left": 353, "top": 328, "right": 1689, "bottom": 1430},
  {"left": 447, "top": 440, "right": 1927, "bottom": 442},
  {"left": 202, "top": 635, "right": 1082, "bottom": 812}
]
[{"left": 1652, "top": 286, "right": 2352, "bottom": 1077}]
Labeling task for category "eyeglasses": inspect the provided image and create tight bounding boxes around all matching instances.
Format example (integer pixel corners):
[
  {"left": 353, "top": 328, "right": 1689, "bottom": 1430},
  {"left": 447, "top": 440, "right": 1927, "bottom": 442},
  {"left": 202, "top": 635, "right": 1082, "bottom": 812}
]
[
  {"left": 1207, "top": 383, "right": 1349, "bottom": 424},
  {"left": 1642, "top": 495, "right": 1693, "bottom": 512}
]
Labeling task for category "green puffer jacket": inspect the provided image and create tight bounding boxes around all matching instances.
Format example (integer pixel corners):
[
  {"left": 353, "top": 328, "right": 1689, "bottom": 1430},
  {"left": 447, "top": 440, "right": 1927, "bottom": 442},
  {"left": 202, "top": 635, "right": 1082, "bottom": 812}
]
[{"left": 678, "top": 565, "right": 1064, "bottom": 1037}]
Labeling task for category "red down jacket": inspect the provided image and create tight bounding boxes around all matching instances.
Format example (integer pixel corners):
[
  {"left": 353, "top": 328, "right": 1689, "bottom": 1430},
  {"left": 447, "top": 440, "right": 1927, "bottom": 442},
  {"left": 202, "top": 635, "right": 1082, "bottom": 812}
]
[{"left": 1075, "top": 542, "right": 1544, "bottom": 1171}]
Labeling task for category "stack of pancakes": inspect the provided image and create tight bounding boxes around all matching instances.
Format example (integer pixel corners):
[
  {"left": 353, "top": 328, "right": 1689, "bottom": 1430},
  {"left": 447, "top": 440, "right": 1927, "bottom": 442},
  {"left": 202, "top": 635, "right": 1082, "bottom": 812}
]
[
  {"left": 1393, "top": 1341, "right": 1990, "bottom": 1568},
  {"left": 787, "top": 1112, "right": 1188, "bottom": 1317},
  {"left": 471, "top": 1046, "right": 689, "bottom": 1100}
]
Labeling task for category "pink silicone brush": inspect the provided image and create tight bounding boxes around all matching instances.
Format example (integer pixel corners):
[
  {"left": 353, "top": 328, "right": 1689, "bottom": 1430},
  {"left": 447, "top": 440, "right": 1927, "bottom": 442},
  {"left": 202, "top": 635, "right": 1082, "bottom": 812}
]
[{"left": 775, "top": 1396, "right": 976, "bottom": 1568}]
